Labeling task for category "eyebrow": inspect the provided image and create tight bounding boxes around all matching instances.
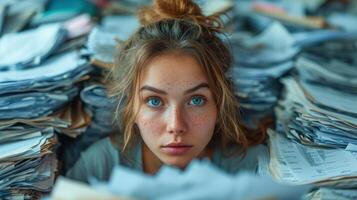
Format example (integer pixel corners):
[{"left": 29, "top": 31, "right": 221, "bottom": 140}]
[{"left": 140, "top": 82, "right": 209, "bottom": 95}]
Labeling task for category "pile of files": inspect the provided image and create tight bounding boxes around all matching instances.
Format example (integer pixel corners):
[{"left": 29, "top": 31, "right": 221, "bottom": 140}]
[
  {"left": 268, "top": 28, "right": 357, "bottom": 198},
  {"left": 48, "top": 160, "right": 310, "bottom": 200},
  {"left": 268, "top": 129, "right": 357, "bottom": 187},
  {"left": 274, "top": 59, "right": 357, "bottom": 149},
  {"left": 228, "top": 21, "right": 299, "bottom": 129},
  {"left": 0, "top": 51, "right": 91, "bottom": 120},
  {"left": 274, "top": 31, "right": 357, "bottom": 149},
  {"left": 0, "top": 15, "right": 92, "bottom": 198},
  {"left": 0, "top": 127, "right": 57, "bottom": 200}
]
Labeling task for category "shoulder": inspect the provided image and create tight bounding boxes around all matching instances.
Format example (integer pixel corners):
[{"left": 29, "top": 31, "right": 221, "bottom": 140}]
[
  {"left": 214, "top": 144, "right": 269, "bottom": 174},
  {"left": 66, "top": 137, "right": 120, "bottom": 183}
]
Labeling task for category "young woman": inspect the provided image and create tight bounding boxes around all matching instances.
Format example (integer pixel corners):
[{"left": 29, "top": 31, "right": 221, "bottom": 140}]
[{"left": 67, "top": 0, "right": 267, "bottom": 183}]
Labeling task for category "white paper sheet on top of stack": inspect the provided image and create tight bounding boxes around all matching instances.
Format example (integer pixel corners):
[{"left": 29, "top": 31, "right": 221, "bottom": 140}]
[{"left": 0, "top": 23, "right": 66, "bottom": 70}]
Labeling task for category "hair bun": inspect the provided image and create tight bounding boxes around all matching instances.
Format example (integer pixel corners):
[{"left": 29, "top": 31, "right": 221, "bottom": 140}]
[{"left": 138, "top": 0, "right": 223, "bottom": 32}]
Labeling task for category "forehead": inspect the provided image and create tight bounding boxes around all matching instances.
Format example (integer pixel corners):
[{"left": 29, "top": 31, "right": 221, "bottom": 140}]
[{"left": 139, "top": 52, "right": 208, "bottom": 90}]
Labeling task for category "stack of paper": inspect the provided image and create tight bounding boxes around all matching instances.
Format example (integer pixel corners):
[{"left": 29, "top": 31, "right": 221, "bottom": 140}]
[
  {"left": 272, "top": 28, "right": 357, "bottom": 149},
  {"left": 275, "top": 77, "right": 357, "bottom": 149},
  {"left": 269, "top": 30, "right": 357, "bottom": 193},
  {"left": 0, "top": 87, "right": 78, "bottom": 120},
  {"left": 268, "top": 129, "right": 357, "bottom": 187},
  {"left": 275, "top": 62, "right": 357, "bottom": 149},
  {"left": 0, "top": 21, "right": 92, "bottom": 198},
  {"left": 0, "top": 129, "right": 58, "bottom": 198},
  {"left": 48, "top": 160, "right": 310, "bottom": 200},
  {"left": 0, "top": 51, "right": 91, "bottom": 94},
  {"left": 229, "top": 22, "right": 299, "bottom": 129},
  {"left": 0, "top": 99, "right": 90, "bottom": 141},
  {"left": 0, "top": 50, "right": 92, "bottom": 124}
]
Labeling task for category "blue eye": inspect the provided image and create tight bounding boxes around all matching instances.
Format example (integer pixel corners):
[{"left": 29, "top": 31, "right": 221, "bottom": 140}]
[
  {"left": 189, "top": 96, "right": 205, "bottom": 106},
  {"left": 147, "top": 97, "right": 162, "bottom": 107}
]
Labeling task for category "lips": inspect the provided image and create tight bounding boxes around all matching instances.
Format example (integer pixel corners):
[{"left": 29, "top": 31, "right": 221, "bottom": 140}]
[{"left": 161, "top": 143, "right": 193, "bottom": 155}]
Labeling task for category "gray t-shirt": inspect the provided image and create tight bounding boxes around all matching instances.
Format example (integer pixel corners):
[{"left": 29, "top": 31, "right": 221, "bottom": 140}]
[{"left": 66, "top": 137, "right": 268, "bottom": 183}]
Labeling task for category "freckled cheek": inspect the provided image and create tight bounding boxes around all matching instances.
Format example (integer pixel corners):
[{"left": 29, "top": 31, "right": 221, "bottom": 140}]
[
  {"left": 188, "top": 111, "right": 217, "bottom": 128},
  {"left": 136, "top": 111, "right": 163, "bottom": 135}
]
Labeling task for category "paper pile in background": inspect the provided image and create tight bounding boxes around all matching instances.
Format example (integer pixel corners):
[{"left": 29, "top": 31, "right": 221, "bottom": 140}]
[
  {"left": 274, "top": 30, "right": 357, "bottom": 150},
  {"left": 0, "top": 0, "right": 96, "bottom": 198},
  {"left": 0, "top": 129, "right": 58, "bottom": 199},
  {"left": 0, "top": 50, "right": 92, "bottom": 134},
  {"left": 267, "top": 12, "right": 357, "bottom": 200},
  {"left": 268, "top": 129, "right": 357, "bottom": 187},
  {"left": 0, "top": 50, "right": 90, "bottom": 199},
  {"left": 228, "top": 22, "right": 299, "bottom": 129},
  {"left": 229, "top": 1, "right": 357, "bottom": 198}
]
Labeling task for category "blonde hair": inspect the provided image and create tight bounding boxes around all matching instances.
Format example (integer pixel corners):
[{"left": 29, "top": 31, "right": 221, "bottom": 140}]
[{"left": 108, "top": 0, "right": 265, "bottom": 154}]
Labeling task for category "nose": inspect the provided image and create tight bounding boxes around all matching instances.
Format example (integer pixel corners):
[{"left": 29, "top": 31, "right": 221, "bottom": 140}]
[{"left": 166, "top": 106, "right": 188, "bottom": 135}]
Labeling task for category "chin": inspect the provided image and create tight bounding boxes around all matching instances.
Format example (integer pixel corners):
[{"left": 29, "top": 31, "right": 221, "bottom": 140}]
[{"left": 162, "top": 156, "right": 193, "bottom": 169}]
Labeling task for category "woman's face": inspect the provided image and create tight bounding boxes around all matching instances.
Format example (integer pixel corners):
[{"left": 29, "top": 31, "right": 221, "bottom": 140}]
[{"left": 135, "top": 52, "right": 217, "bottom": 168}]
